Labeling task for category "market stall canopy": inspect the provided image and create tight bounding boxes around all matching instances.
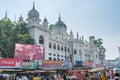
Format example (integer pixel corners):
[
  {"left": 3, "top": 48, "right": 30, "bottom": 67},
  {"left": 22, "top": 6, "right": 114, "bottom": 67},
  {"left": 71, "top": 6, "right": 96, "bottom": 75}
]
[
  {"left": 113, "top": 68, "right": 120, "bottom": 73},
  {"left": 0, "top": 69, "right": 21, "bottom": 72},
  {"left": 27, "top": 70, "right": 47, "bottom": 73},
  {"left": 89, "top": 68, "right": 104, "bottom": 72}
]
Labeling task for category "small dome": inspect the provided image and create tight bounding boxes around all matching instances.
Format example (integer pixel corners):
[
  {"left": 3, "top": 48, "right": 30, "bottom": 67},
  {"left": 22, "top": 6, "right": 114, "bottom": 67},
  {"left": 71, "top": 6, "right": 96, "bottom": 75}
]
[
  {"left": 28, "top": 2, "right": 39, "bottom": 19},
  {"left": 54, "top": 14, "right": 67, "bottom": 31}
]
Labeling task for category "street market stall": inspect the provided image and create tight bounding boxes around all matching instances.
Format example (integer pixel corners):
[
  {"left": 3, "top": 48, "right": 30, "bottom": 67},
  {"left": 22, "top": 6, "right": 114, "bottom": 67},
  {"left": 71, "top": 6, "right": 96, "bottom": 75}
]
[
  {"left": 68, "top": 70, "right": 87, "bottom": 79},
  {"left": 0, "top": 69, "right": 2, "bottom": 73}
]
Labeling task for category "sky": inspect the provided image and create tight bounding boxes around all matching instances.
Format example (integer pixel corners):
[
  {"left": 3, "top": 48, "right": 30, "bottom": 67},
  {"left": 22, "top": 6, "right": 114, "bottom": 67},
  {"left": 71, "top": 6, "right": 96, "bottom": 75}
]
[{"left": 0, "top": 0, "right": 120, "bottom": 60}]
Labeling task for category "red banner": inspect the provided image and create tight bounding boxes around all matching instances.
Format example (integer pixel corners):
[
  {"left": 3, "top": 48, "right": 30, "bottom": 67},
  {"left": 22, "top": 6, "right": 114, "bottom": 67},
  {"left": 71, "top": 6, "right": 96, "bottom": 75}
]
[
  {"left": 0, "top": 58, "right": 22, "bottom": 68},
  {"left": 41, "top": 60, "right": 62, "bottom": 69},
  {"left": 14, "top": 43, "right": 44, "bottom": 60}
]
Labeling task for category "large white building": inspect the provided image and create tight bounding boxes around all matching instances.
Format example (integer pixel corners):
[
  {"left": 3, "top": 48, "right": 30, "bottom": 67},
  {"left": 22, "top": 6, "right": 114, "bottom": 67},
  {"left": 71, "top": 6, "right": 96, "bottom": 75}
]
[{"left": 19, "top": 3, "right": 105, "bottom": 67}]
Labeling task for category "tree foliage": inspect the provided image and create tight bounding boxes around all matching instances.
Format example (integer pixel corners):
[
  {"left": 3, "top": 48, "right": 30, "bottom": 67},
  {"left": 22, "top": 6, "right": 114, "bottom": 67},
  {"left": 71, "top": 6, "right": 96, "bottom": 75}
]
[
  {"left": 0, "top": 19, "right": 34, "bottom": 58},
  {"left": 89, "top": 36, "right": 106, "bottom": 54}
]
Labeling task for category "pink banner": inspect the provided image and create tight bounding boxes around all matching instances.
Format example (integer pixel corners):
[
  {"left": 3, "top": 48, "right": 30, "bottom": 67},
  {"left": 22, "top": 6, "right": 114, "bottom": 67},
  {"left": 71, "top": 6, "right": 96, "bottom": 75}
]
[
  {"left": 83, "top": 61, "right": 93, "bottom": 67},
  {"left": 14, "top": 43, "right": 44, "bottom": 60},
  {"left": 0, "top": 58, "right": 21, "bottom": 68}
]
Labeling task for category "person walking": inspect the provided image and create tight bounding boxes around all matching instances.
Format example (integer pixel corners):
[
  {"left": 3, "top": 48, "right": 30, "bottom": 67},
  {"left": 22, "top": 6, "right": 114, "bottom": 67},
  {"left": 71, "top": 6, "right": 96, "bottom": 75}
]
[{"left": 101, "top": 71, "right": 106, "bottom": 80}]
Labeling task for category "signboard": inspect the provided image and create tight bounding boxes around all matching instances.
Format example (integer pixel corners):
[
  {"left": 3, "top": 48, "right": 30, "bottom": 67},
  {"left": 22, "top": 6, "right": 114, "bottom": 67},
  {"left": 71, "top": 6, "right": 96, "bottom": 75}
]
[
  {"left": 75, "top": 61, "right": 82, "bottom": 66},
  {"left": 62, "top": 60, "right": 72, "bottom": 69},
  {"left": 0, "top": 58, "right": 22, "bottom": 68},
  {"left": 39, "top": 60, "right": 62, "bottom": 69},
  {"left": 14, "top": 43, "right": 44, "bottom": 60},
  {"left": 83, "top": 61, "right": 93, "bottom": 67},
  {"left": 22, "top": 62, "right": 37, "bottom": 69}
]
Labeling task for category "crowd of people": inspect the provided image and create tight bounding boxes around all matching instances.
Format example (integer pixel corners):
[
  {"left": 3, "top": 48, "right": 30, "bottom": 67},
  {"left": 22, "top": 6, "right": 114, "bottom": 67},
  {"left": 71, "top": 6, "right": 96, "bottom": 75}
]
[
  {"left": 0, "top": 69, "right": 120, "bottom": 80},
  {"left": 82, "top": 70, "right": 120, "bottom": 80}
]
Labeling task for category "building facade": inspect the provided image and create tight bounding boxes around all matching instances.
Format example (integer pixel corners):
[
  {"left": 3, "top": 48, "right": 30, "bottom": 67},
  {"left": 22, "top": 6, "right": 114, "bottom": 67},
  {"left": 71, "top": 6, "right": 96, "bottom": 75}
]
[
  {"left": 0, "top": 3, "right": 105, "bottom": 68},
  {"left": 23, "top": 3, "right": 105, "bottom": 68}
]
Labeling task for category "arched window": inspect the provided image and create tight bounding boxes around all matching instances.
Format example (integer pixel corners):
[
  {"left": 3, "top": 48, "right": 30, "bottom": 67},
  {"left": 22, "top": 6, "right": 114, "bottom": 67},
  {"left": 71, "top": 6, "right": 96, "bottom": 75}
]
[
  {"left": 39, "top": 35, "right": 44, "bottom": 44},
  {"left": 74, "top": 49, "right": 77, "bottom": 54},
  {"left": 53, "top": 43, "right": 56, "bottom": 49},
  {"left": 64, "top": 46, "right": 66, "bottom": 52},
  {"left": 61, "top": 46, "right": 63, "bottom": 51},
  {"left": 49, "top": 42, "right": 52, "bottom": 48},
  {"left": 57, "top": 44, "right": 60, "bottom": 50},
  {"left": 68, "top": 48, "right": 69, "bottom": 52}
]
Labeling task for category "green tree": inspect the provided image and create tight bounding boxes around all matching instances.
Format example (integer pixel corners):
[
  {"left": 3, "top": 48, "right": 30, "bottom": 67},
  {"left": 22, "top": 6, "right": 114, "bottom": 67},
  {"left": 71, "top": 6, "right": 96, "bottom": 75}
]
[
  {"left": 89, "top": 36, "right": 106, "bottom": 54},
  {"left": 0, "top": 19, "right": 35, "bottom": 58},
  {"left": 0, "top": 18, "right": 14, "bottom": 57},
  {"left": 13, "top": 22, "right": 34, "bottom": 44}
]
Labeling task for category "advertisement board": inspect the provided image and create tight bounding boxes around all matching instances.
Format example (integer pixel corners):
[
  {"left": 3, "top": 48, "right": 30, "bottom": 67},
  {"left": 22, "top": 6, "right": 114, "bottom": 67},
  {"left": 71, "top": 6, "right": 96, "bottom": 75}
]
[
  {"left": 0, "top": 58, "right": 22, "bottom": 68},
  {"left": 14, "top": 43, "right": 44, "bottom": 60},
  {"left": 22, "top": 62, "right": 37, "bottom": 69},
  {"left": 82, "top": 61, "right": 93, "bottom": 67},
  {"left": 39, "top": 60, "right": 62, "bottom": 69},
  {"left": 75, "top": 61, "right": 82, "bottom": 66},
  {"left": 62, "top": 60, "right": 72, "bottom": 69}
]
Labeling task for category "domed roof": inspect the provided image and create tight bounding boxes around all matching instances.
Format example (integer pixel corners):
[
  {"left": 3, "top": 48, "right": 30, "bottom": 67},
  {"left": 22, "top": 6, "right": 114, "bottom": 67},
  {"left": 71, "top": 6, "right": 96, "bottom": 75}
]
[
  {"left": 28, "top": 2, "right": 39, "bottom": 19},
  {"left": 54, "top": 14, "right": 67, "bottom": 31}
]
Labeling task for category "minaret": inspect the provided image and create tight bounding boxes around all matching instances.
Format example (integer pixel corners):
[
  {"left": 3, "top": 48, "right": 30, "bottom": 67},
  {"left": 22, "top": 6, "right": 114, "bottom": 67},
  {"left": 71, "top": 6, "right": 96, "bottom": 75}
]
[
  {"left": 82, "top": 35, "right": 84, "bottom": 42},
  {"left": 77, "top": 32, "right": 79, "bottom": 39},
  {"left": 5, "top": 11, "right": 7, "bottom": 18},
  {"left": 70, "top": 29, "right": 74, "bottom": 39},
  {"left": 18, "top": 14, "right": 24, "bottom": 22},
  {"left": 59, "top": 13, "right": 61, "bottom": 21},
  {"left": 42, "top": 17, "right": 48, "bottom": 28},
  {"left": 33, "top": 1, "right": 35, "bottom": 10},
  {"left": 1, "top": 11, "right": 10, "bottom": 21}
]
